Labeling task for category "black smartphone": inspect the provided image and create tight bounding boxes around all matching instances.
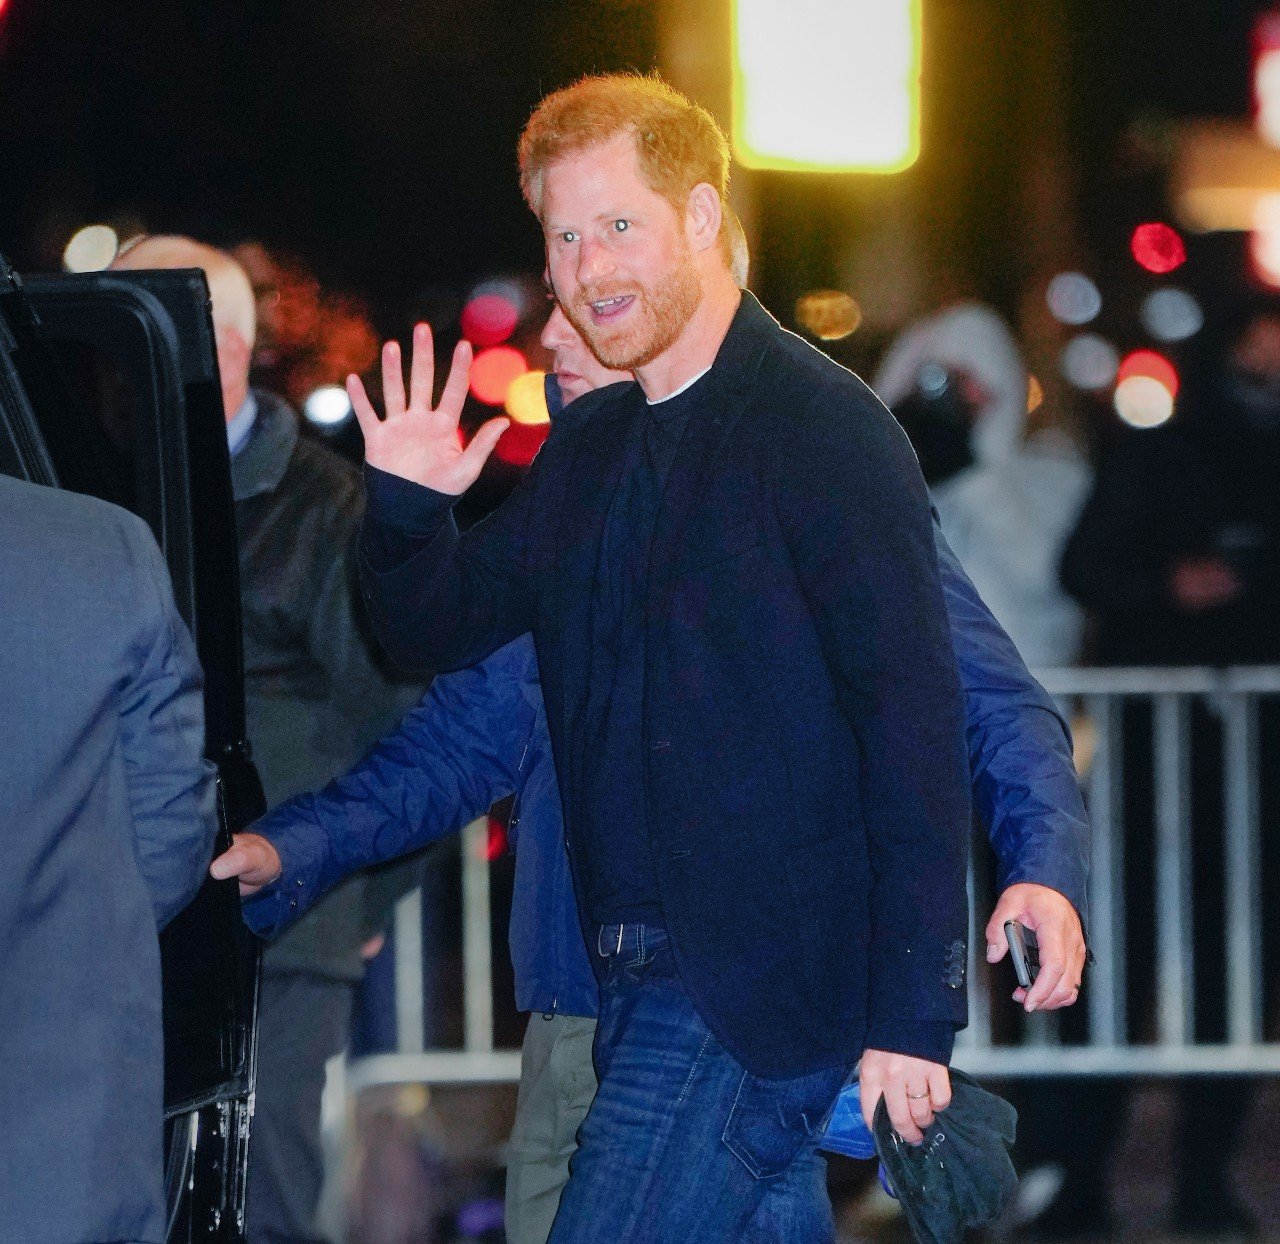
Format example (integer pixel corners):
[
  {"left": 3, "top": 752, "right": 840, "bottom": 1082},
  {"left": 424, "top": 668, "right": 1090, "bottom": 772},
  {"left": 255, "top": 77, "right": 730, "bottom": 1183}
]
[{"left": 1005, "top": 920, "right": 1040, "bottom": 990}]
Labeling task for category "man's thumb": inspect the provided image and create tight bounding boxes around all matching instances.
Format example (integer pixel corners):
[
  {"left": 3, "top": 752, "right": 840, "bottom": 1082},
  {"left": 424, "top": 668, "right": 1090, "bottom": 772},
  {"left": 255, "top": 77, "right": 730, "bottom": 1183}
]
[
  {"left": 209, "top": 847, "right": 245, "bottom": 881},
  {"left": 985, "top": 913, "right": 1010, "bottom": 962}
]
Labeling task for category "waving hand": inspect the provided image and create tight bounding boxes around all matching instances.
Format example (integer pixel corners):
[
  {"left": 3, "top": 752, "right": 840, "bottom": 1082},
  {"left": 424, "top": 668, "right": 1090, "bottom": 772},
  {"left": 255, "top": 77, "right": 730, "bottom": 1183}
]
[{"left": 348, "top": 322, "right": 508, "bottom": 496}]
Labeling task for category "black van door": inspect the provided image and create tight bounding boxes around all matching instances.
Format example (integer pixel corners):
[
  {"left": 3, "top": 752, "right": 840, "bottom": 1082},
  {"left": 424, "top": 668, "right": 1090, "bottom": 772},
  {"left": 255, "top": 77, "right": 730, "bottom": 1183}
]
[{"left": 0, "top": 255, "right": 262, "bottom": 1243}]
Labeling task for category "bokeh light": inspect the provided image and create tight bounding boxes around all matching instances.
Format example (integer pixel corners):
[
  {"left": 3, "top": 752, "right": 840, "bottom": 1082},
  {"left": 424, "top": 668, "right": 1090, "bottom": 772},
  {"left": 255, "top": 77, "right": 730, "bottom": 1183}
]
[
  {"left": 1130, "top": 223, "right": 1186, "bottom": 275},
  {"left": 505, "top": 369, "right": 551, "bottom": 425},
  {"left": 733, "top": 0, "right": 921, "bottom": 172},
  {"left": 1114, "top": 375, "right": 1175, "bottom": 428},
  {"left": 1045, "top": 273, "right": 1102, "bottom": 326},
  {"left": 470, "top": 346, "right": 528, "bottom": 406},
  {"left": 63, "top": 225, "right": 120, "bottom": 273},
  {"left": 1252, "top": 193, "right": 1280, "bottom": 288},
  {"left": 1140, "top": 288, "right": 1204, "bottom": 342},
  {"left": 492, "top": 419, "right": 549, "bottom": 468},
  {"left": 795, "top": 290, "right": 862, "bottom": 340},
  {"left": 1118, "top": 349, "right": 1179, "bottom": 398},
  {"left": 303, "top": 385, "right": 354, "bottom": 427},
  {"left": 1256, "top": 46, "right": 1280, "bottom": 148},
  {"left": 1059, "top": 334, "right": 1120, "bottom": 390},
  {"left": 461, "top": 293, "right": 519, "bottom": 347},
  {"left": 1027, "top": 374, "right": 1045, "bottom": 414}
]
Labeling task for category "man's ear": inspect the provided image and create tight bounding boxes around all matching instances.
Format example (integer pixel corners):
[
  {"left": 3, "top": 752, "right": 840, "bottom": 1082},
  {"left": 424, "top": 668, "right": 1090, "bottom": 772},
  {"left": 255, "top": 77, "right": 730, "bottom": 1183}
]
[
  {"left": 215, "top": 325, "right": 252, "bottom": 382},
  {"left": 685, "top": 183, "right": 724, "bottom": 256}
]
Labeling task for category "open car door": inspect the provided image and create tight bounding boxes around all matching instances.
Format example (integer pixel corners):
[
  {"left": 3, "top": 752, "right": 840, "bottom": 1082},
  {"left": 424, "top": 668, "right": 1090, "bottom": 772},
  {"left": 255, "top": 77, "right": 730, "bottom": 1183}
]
[{"left": 0, "top": 254, "right": 263, "bottom": 1243}]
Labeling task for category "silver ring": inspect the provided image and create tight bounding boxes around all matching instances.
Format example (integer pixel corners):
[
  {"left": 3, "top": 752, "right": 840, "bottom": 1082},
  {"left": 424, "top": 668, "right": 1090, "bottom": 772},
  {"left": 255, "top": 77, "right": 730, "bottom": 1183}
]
[{"left": 907, "top": 1091, "right": 929, "bottom": 1100}]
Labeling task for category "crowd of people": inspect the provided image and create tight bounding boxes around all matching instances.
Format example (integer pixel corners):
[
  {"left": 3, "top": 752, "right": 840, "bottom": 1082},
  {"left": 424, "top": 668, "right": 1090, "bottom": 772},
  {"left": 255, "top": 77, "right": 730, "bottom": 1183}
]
[{"left": 6, "top": 66, "right": 1279, "bottom": 1244}]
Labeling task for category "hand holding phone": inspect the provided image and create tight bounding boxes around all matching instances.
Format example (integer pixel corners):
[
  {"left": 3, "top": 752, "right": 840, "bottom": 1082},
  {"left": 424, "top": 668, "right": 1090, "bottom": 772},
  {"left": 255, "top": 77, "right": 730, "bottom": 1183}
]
[{"left": 1005, "top": 920, "right": 1040, "bottom": 991}]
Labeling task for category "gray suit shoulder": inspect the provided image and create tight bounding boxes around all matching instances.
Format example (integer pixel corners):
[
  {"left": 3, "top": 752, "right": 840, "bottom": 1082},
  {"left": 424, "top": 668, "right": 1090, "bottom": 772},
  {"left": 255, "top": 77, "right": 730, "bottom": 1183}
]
[{"left": 0, "top": 473, "right": 165, "bottom": 586}]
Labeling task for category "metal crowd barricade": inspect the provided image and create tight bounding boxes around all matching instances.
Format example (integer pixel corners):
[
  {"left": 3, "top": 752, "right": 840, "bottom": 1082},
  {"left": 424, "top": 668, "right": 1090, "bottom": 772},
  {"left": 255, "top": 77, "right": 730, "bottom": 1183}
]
[{"left": 344, "top": 666, "right": 1280, "bottom": 1096}]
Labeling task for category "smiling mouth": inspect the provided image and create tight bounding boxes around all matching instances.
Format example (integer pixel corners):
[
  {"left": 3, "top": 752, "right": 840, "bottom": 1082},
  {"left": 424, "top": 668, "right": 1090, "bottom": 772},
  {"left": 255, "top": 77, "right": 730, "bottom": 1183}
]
[{"left": 588, "top": 294, "right": 635, "bottom": 322}]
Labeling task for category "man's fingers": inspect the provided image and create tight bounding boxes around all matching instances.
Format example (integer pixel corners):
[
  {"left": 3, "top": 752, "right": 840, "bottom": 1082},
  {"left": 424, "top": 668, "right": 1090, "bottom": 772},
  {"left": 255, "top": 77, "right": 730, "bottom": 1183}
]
[
  {"left": 929, "top": 1065, "right": 952, "bottom": 1112},
  {"left": 347, "top": 373, "right": 379, "bottom": 437},
  {"left": 209, "top": 844, "right": 249, "bottom": 881},
  {"left": 985, "top": 909, "right": 1011, "bottom": 963},
  {"left": 906, "top": 1086, "right": 934, "bottom": 1131},
  {"left": 1024, "top": 955, "right": 1068, "bottom": 1011},
  {"left": 461, "top": 417, "right": 510, "bottom": 477},
  {"left": 1041, "top": 984, "right": 1080, "bottom": 1010},
  {"left": 885, "top": 1083, "right": 924, "bottom": 1145},
  {"left": 382, "top": 340, "right": 407, "bottom": 420},
  {"left": 209, "top": 833, "right": 282, "bottom": 893},
  {"left": 859, "top": 1078, "right": 880, "bottom": 1133},
  {"left": 436, "top": 338, "right": 474, "bottom": 419},
  {"left": 408, "top": 322, "right": 435, "bottom": 412}
]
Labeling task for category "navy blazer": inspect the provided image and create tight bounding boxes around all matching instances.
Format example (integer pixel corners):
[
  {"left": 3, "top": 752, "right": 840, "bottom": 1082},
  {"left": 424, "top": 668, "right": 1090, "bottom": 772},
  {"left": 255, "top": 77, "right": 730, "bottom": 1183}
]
[
  {"left": 0, "top": 474, "right": 217, "bottom": 1244},
  {"left": 360, "top": 293, "right": 972, "bottom": 1077},
  {"left": 245, "top": 523, "right": 1088, "bottom": 1027}
]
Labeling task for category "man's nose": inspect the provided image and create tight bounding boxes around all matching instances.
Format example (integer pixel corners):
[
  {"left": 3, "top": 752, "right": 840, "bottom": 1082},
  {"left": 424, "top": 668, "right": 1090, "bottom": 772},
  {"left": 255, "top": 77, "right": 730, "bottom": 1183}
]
[
  {"left": 540, "top": 314, "right": 570, "bottom": 351},
  {"left": 577, "top": 237, "right": 614, "bottom": 284}
]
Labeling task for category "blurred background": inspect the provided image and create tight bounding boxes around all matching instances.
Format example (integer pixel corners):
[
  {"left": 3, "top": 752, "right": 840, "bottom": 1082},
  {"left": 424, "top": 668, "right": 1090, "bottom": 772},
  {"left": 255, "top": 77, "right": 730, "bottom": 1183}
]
[{"left": 7, "top": 0, "right": 1280, "bottom": 1240}]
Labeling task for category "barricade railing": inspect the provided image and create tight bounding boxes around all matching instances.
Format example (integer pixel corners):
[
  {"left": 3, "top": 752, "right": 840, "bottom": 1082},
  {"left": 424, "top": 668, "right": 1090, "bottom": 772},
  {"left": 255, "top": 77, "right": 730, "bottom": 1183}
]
[{"left": 345, "top": 666, "right": 1280, "bottom": 1095}]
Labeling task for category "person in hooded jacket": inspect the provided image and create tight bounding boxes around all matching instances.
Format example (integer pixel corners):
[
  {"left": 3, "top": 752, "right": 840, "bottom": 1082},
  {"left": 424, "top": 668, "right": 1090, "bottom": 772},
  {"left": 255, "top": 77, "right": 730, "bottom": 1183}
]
[
  {"left": 1055, "top": 304, "right": 1280, "bottom": 1239},
  {"left": 876, "top": 302, "right": 1101, "bottom": 1237},
  {"left": 874, "top": 301, "right": 1092, "bottom": 671}
]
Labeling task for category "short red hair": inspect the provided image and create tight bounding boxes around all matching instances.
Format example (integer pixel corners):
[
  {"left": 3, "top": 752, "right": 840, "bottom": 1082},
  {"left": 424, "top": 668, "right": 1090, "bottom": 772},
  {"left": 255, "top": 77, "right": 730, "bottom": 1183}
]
[{"left": 518, "top": 73, "right": 731, "bottom": 228}]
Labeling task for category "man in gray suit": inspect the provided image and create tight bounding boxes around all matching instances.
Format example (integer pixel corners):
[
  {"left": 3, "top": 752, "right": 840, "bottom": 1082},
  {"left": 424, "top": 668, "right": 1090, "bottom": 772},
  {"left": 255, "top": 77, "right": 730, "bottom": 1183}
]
[{"left": 0, "top": 473, "right": 218, "bottom": 1244}]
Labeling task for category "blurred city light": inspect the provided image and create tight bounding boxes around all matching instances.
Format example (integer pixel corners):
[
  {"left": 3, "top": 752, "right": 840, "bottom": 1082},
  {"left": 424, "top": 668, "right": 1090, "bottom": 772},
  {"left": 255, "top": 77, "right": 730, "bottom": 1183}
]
[
  {"left": 1059, "top": 334, "right": 1120, "bottom": 390},
  {"left": 1255, "top": 13, "right": 1280, "bottom": 147},
  {"left": 470, "top": 346, "right": 528, "bottom": 406},
  {"left": 1252, "top": 192, "right": 1280, "bottom": 287},
  {"left": 1118, "top": 349, "right": 1179, "bottom": 397},
  {"left": 1045, "top": 273, "right": 1102, "bottom": 326},
  {"left": 63, "top": 225, "right": 119, "bottom": 272},
  {"left": 1130, "top": 223, "right": 1187, "bottom": 274},
  {"left": 1027, "top": 374, "right": 1045, "bottom": 415},
  {"left": 795, "top": 289, "right": 862, "bottom": 340},
  {"left": 493, "top": 419, "right": 549, "bottom": 468},
  {"left": 461, "top": 292, "right": 519, "bottom": 347},
  {"left": 1114, "top": 375, "right": 1175, "bottom": 428},
  {"left": 303, "top": 385, "right": 354, "bottom": 428},
  {"left": 505, "top": 370, "right": 551, "bottom": 425},
  {"left": 732, "top": 0, "right": 921, "bottom": 173},
  {"left": 1140, "top": 288, "right": 1204, "bottom": 342}
]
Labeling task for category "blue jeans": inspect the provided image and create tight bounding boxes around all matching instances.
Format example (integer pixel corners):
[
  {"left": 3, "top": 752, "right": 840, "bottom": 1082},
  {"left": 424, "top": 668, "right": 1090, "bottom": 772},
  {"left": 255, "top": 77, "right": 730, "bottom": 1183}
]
[{"left": 546, "top": 923, "right": 850, "bottom": 1243}]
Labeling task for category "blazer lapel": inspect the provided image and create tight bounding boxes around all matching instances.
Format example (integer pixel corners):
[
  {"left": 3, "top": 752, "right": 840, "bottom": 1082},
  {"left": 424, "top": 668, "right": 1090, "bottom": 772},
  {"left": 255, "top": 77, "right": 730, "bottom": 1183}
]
[
  {"left": 550, "top": 389, "right": 642, "bottom": 728},
  {"left": 647, "top": 292, "right": 775, "bottom": 605}
]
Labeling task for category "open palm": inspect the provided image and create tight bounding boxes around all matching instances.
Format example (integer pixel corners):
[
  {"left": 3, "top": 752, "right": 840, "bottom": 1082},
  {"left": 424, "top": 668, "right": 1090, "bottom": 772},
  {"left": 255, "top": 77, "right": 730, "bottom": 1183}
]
[{"left": 348, "top": 322, "right": 508, "bottom": 496}]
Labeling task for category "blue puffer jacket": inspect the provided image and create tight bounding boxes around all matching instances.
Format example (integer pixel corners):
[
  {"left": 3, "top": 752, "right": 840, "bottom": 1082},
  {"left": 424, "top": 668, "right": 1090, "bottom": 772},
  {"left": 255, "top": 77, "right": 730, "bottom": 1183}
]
[{"left": 242, "top": 523, "right": 1088, "bottom": 1020}]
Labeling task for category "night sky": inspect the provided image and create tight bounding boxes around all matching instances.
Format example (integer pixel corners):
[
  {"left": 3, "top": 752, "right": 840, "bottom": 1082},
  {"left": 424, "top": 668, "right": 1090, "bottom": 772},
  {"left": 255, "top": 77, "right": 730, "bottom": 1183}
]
[{"left": 0, "top": 0, "right": 1271, "bottom": 326}]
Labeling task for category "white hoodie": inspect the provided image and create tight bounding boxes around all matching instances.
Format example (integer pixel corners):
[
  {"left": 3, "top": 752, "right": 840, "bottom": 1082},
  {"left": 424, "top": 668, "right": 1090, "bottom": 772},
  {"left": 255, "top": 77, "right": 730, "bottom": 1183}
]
[{"left": 874, "top": 303, "right": 1092, "bottom": 668}]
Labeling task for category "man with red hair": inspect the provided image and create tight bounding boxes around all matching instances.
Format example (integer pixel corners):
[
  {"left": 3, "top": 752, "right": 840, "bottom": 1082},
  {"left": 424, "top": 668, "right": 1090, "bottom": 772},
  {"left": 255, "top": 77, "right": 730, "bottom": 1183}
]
[{"left": 351, "top": 73, "right": 975, "bottom": 1239}]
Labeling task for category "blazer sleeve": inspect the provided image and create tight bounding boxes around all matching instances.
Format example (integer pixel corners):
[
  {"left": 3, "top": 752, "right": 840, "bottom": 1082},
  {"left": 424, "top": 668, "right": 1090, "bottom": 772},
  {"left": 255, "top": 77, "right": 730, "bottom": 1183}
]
[
  {"left": 117, "top": 515, "right": 219, "bottom": 929},
  {"left": 356, "top": 454, "right": 546, "bottom": 675},
  {"left": 777, "top": 385, "right": 971, "bottom": 1066},
  {"left": 934, "top": 523, "right": 1091, "bottom": 926},
  {"left": 241, "top": 636, "right": 539, "bottom": 939}
]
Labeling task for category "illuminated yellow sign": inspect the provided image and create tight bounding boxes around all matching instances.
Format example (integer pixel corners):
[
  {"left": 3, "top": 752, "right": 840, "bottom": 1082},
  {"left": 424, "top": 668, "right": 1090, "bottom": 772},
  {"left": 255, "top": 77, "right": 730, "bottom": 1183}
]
[{"left": 732, "top": 0, "right": 922, "bottom": 173}]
